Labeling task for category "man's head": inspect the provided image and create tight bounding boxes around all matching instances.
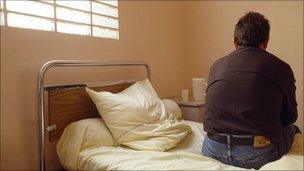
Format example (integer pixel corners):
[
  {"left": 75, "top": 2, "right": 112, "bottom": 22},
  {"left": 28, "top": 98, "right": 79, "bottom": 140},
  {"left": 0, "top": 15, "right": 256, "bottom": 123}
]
[{"left": 234, "top": 12, "right": 270, "bottom": 50}]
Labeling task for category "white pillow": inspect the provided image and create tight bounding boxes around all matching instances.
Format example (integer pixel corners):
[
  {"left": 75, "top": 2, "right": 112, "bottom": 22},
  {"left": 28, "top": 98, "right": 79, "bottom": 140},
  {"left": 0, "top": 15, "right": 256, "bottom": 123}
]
[
  {"left": 85, "top": 79, "right": 191, "bottom": 151},
  {"left": 57, "top": 118, "right": 115, "bottom": 171}
]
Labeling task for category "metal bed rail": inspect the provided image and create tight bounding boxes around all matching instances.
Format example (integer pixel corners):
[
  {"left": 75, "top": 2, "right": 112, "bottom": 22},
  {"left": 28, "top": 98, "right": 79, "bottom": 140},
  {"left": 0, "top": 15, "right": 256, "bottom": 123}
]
[{"left": 38, "top": 60, "right": 151, "bottom": 170}]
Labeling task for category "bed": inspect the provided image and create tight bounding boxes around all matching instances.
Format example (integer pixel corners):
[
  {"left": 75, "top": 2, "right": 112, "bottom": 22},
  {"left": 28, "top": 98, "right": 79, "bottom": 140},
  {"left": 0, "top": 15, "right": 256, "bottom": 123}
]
[
  {"left": 38, "top": 60, "right": 304, "bottom": 171},
  {"left": 75, "top": 120, "right": 303, "bottom": 170}
]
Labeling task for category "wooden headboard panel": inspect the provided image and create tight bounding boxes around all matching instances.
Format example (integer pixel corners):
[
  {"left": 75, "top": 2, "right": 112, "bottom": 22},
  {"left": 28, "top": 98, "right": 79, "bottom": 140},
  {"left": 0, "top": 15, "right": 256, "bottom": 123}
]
[{"left": 47, "top": 82, "right": 133, "bottom": 141}]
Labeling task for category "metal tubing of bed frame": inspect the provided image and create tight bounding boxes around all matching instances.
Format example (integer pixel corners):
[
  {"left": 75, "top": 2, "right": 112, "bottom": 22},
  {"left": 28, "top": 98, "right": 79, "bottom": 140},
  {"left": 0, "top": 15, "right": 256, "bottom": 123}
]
[{"left": 38, "top": 60, "right": 151, "bottom": 171}]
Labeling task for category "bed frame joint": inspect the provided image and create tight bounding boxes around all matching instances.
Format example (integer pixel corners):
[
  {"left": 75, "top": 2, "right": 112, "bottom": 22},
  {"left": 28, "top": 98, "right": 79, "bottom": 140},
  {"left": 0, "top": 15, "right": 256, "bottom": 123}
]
[{"left": 45, "top": 125, "right": 57, "bottom": 132}]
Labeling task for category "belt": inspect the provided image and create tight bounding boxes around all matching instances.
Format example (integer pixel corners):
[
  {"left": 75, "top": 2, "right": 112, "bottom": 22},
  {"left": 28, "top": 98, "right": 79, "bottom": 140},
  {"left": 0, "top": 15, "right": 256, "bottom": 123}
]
[{"left": 207, "top": 133, "right": 271, "bottom": 147}]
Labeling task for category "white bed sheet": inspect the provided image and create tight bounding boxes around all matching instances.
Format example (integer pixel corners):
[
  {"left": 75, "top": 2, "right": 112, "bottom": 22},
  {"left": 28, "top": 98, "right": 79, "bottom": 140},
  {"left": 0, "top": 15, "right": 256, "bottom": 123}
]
[
  {"left": 77, "top": 120, "right": 303, "bottom": 170},
  {"left": 167, "top": 120, "right": 205, "bottom": 154}
]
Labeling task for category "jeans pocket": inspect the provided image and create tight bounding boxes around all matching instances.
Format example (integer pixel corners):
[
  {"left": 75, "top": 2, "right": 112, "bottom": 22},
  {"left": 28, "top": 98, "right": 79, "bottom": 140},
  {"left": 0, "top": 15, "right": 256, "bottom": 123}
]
[
  {"left": 202, "top": 143, "right": 220, "bottom": 159},
  {"left": 237, "top": 144, "right": 279, "bottom": 169},
  {"left": 202, "top": 139, "right": 223, "bottom": 161},
  {"left": 202, "top": 138, "right": 233, "bottom": 166}
]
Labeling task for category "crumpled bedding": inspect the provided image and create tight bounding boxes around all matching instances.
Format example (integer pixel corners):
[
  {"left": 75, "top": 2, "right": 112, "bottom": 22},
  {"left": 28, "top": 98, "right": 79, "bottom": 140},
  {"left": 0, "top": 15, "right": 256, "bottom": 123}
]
[
  {"left": 85, "top": 79, "right": 192, "bottom": 152},
  {"left": 76, "top": 121, "right": 304, "bottom": 170}
]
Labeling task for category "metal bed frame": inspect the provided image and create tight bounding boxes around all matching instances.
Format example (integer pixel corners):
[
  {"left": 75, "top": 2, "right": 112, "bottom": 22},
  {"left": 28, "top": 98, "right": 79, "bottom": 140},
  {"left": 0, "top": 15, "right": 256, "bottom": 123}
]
[{"left": 38, "top": 60, "right": 151, "bottom": 171}]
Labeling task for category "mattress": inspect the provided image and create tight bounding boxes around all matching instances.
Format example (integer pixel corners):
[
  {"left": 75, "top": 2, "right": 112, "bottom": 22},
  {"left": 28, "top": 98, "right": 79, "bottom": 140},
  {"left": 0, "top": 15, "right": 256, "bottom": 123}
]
[{"left": 76, "top": 120, "right": 304, "bottom": 170}]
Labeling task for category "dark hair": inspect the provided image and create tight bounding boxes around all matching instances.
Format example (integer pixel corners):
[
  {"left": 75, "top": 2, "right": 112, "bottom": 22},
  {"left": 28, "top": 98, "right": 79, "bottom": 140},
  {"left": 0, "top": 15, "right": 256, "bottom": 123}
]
[{"left": 234, "top": 12, "right": 270, "bottom": 47}]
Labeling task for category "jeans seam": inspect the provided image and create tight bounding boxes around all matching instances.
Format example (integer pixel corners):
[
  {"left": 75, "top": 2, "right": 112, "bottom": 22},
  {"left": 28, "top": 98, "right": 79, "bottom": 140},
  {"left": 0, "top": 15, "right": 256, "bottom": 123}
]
[{"left": 227, "top": 135, "right": 232, "bottom": 164}]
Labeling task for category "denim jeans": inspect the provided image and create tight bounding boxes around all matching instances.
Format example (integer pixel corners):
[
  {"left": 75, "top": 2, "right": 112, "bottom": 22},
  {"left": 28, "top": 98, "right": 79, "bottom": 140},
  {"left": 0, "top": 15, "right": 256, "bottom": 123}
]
[{"left": 202, "top": 125, "right": 300, "bottom": 169}]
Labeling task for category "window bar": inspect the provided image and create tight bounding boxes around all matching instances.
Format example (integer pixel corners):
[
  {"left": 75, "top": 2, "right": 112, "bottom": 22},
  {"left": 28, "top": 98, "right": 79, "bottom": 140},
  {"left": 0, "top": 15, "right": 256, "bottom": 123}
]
[
  {"left": 3, "top": 10, "right": 118, "bottom": 34},
  {"left": 54, "top": 0, "right": 57, "bottom": 31},
  {"left": 5, "top": 10, "right": 54, "bottom": 20},
  {"left": 39, "top": 0, "right": 118, "bottom": 20},
  {"left": 94, "top": 0, "right": 118, "bottom": 8},
  {"left": 3, "top": 0, "right": 7, "bottom": 26},
  {"left": 90, "top": 0, "right": 93, "bottom": 36},
  {"left": 55, "top": 17, "right": 118, "bottom": 31}
]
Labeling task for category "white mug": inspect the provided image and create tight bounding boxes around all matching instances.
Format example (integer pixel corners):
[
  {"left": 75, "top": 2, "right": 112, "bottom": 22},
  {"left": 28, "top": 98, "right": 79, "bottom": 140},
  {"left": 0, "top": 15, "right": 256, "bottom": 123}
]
[
  {"left": 192, "top": 78, "right": 207, "bottom": 101},
  {"left": 181, "top": 89, "right": 189, "bottom": 102}
]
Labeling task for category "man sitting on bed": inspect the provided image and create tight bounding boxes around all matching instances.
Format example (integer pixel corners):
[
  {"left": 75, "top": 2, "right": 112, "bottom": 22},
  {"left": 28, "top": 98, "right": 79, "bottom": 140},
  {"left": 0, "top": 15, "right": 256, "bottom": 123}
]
[{"left": 202, "top": 11, "right": 301, "bottom": 169}]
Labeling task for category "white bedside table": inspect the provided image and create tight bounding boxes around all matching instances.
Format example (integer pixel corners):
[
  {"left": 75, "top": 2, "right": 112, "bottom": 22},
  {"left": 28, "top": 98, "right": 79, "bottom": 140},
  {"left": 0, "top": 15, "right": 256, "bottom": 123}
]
[{"left": 171, "top": 97, "right": 205, "bottom": 123}]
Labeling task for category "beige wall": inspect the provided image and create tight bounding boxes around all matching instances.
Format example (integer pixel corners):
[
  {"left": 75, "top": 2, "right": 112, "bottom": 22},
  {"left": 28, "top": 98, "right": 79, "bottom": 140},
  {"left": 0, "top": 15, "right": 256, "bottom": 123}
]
[
  {"left": 184, "top": 1, "right": 303, "bottom": 131},
  {"left": 1, "top": 1, "right": 303, "bottom": 170},
  {"left": 1, "top": 1, "right": 185, "bottom": 170}
]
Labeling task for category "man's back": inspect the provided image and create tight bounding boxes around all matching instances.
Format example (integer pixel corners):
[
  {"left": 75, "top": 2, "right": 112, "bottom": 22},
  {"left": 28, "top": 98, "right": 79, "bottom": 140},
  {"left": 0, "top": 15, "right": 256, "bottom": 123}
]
[
  {"left": 201, "top": 11, "right": 300, "bottom": 170},
  {"left": 203, "top": 46, "right": 298, "bottom": 143}
]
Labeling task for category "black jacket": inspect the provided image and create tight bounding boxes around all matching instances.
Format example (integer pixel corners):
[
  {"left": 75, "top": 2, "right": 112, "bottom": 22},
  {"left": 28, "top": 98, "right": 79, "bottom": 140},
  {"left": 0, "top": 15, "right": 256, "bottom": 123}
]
[{"left": 203, "top": 46, "right": 298, "bottom": 143}]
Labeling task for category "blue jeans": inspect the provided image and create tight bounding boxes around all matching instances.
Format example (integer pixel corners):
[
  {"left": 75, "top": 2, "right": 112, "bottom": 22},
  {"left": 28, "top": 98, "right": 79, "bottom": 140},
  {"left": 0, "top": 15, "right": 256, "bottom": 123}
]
[{"left": 202, "top": 125, "right": 300, "bottom": 169}]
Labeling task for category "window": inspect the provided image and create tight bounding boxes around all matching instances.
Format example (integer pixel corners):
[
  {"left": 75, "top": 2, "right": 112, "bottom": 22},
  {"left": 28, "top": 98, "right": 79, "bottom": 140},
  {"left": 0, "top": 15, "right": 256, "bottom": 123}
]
[{"left": 0, "top": 0, "right": 119, "bottom": 39}]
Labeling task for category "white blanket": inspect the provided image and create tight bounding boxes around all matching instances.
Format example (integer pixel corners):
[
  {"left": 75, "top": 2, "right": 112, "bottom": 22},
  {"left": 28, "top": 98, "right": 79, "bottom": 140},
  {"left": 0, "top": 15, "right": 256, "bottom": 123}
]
[{"left": 76, "top": 121, "right": 304, "bottom": 170}]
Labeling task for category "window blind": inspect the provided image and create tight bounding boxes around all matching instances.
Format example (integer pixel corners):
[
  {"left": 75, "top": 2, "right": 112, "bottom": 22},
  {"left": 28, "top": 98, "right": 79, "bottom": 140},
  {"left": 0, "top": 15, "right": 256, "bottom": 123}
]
[{"left": 0, "top": 0, "right": 119, "bottom": 39}]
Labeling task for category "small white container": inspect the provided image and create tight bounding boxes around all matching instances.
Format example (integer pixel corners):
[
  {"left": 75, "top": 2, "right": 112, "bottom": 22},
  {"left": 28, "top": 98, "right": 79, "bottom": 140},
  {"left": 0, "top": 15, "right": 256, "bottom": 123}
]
[
  {"left": 181, "top": 89, "right": 189, "bottom": 102},
  {"left": 192, "top": 78, "right": 207, "bottom": 101}
]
